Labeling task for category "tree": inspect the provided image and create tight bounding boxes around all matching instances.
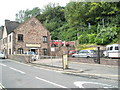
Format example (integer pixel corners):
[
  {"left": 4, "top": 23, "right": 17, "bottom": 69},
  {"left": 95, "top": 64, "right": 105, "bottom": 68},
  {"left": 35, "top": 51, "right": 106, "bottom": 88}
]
[
  {"left": 15, "top": 7, "right": 41, "bottom": 23},
  {"left": 37, "top": 3, "right": 66, "bottom": 40}
]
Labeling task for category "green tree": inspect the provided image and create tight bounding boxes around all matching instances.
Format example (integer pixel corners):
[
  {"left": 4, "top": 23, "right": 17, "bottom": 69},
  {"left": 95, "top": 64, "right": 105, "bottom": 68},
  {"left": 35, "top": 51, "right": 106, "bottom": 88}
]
[{"left": 15, "top": 7, "right": 41, "bottom": 23}]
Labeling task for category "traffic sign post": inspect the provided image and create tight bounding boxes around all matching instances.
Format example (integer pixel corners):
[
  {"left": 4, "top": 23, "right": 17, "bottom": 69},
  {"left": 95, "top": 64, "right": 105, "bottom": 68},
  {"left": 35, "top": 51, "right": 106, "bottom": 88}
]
[{"left": 62, "top": 54, "right": 68, "bottom": 70}]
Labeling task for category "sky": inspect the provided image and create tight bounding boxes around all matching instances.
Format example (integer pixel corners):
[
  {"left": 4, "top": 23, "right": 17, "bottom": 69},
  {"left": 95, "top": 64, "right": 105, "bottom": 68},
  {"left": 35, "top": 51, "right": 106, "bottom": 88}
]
[{"left": 0, "top": 0, "right": 70, "bottom": 26}]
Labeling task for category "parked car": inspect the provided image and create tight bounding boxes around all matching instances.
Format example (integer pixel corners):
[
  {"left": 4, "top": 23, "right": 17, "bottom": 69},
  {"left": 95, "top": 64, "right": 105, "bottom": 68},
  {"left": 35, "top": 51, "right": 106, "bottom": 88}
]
[
  {"left": 24, "top": 51, "right": 39, "bottom": 60},
  {"left": 0, "top": 51, "right": 5, "bottom": 59},
  {"left": 103, "top": 44, "right": 120, "bottom": 58},
  {"left": 72, "top": 50, "right": 97, "bottom": 58},
  {"left": 24, "top": 51, "right": 37, "bottom": 55},
  {"left": 68, "top": 50, "right": 78, "bottom": 56}
]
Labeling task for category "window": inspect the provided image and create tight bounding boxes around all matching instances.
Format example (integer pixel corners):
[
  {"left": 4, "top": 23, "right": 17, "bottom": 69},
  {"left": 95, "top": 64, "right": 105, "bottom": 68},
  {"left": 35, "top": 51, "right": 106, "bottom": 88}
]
[
  {"left": 9, "top": 49, "right": 11, "bottom": 55},
  {"left": 43, "top": 36, "right": 47, "bottom": 43},
  {"left": 42, "top": 48, "right": 47, "bottom": 55},
  {"left": 110, "top": 46, "right": 113, "bottom": 50},
  {"left": 115, "top": 46, "right": 119, "bottom": 50},
  {"left": 9, "top": 35, "right": 11, "bottom": 42},
  {"left": 17, "top": 48, "right": 23, "bottom": 54},
  {"left": 18, "top": 34, "right": 23, "bottom": 41}
]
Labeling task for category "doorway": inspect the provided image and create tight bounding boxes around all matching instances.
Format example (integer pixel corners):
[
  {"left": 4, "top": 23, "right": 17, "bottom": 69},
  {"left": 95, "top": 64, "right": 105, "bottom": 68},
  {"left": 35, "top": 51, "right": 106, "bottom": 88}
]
[{"left": 30, "top": 48, "right": 38, "bottom": 55}]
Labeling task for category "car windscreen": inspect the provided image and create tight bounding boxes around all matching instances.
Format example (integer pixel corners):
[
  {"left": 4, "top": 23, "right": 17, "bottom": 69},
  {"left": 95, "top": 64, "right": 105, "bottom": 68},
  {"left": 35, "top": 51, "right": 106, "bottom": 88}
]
[{"left": 90, "top": 50, "right": 96, "bottom": 53}]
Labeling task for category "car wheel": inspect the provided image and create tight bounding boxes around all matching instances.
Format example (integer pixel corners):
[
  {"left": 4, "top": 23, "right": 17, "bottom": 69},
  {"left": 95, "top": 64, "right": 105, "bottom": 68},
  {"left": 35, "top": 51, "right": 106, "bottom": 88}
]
[
  {"left": 87, "top": 56, "right": 90, "bottom": 58},
  {"left": 72, "top": 56, "right": 75, "bottom": 58}
]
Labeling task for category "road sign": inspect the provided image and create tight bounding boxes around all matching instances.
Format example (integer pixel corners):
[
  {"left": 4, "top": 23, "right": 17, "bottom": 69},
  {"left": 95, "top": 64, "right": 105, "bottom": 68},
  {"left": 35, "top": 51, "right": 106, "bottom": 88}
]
[{"left": 62, "top": 54, "right": 68, "bottom": 69}]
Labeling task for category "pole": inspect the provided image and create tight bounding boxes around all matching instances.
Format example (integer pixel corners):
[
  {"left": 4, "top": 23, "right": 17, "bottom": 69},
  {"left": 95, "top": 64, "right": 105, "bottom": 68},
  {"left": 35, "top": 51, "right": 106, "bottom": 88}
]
[{"left": 97, "top": 47, "right": 100, "bottom": 64}]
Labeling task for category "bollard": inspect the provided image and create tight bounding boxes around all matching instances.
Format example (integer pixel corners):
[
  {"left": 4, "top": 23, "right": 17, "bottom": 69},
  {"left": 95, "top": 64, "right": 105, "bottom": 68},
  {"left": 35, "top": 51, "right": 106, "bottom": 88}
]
[{"left": 97, "top": 47, "right": 100, "bottom": 64}]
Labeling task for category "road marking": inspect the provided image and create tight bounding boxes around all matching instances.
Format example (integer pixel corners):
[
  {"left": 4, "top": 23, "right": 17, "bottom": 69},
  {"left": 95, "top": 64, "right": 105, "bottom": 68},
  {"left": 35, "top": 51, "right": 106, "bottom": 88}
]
[
  {"left": 0, "top": 63, "right": 7, "bottom": 67},
  {"left": 0, "top": 83, "right": 5, "bottom": 89},
  {"left": 6, "top": 59, "right": 31, "bottom": 66},
  {"left": 5, "top": 59, "right": 62, "bottom": 73},
  {"left": 74, "top": 81, "right": 118, "bottom": 88},
  {"left": 9, "top": 67, "right": 26, "bottom": 74},
  {"left": 35, "top": 76, "right": 67, "bottom": 88}
]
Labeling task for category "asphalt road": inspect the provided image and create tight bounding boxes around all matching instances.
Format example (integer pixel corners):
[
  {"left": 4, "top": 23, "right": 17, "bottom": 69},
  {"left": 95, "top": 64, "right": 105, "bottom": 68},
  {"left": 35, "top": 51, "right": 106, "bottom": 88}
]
[{"left": 0, "top": 59, "right": 119, "bottom": 88}]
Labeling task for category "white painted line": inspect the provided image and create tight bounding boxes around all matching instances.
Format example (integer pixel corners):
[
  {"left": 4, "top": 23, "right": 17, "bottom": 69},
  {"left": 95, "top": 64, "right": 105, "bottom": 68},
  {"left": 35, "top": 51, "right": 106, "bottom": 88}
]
[
  {"left": 35, "top": 76, "right": 67, "bottom": 88},
  {"left": 0, "top": 63, "right": 7, "bottom": 67},
  {"left": 9, "top": 67, "right": 26, "bottom": 74},
  {"left": 0, "top": 83, "right": 5, "bottom": 89},
  {"left": 74, "top": 81, "right": 118, "bottom": 88},
  {"left": 6, "top": 59, "right": 31, "bottom": 66}
]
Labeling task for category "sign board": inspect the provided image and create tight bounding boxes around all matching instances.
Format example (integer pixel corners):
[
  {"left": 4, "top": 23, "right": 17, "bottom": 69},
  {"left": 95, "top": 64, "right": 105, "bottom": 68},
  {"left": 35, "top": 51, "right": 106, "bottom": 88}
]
[
  {"left": 63, "top": 54, "right": 68, "bottom": 69},
  {"left": 26, "top": 44, "right": 41, "bottom": 48},
  {"left": 51, "top": 47, "right": 55, "bottom": 52}
]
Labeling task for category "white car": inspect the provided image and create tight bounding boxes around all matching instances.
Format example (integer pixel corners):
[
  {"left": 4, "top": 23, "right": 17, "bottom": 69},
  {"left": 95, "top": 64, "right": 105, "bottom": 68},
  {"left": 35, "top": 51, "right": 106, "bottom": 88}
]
[
  {"left": 72, "top": 50, "right": 97, "bottom": 58},
  {"left": 0, "top": 51, "right": 5, "bottom": 59},
  {"left": 24, "top": 51, "right": 39, "bottom": 60}
]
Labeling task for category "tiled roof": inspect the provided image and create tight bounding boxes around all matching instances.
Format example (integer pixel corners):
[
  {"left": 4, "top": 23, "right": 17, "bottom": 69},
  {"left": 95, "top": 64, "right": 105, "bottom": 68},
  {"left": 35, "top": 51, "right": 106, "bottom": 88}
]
[{"left": 5, "top": 20, "right": 20, "bottom": 34}]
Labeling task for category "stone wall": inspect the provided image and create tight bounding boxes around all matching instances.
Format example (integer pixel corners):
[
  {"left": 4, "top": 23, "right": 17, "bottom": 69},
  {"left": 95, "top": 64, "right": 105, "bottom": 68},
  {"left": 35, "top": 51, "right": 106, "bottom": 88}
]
[
  {"left": 69, "top": 57, "right": 120, "bottom": 66},
  {"left": 8, "top": 55, "right": 32, "bottom": 63}
]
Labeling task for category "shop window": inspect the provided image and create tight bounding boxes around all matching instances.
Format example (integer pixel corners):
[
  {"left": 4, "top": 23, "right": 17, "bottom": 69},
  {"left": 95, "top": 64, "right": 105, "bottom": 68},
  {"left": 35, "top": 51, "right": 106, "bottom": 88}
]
[{"left": 17, "top": 48, "right": 23, "bottom": 54}]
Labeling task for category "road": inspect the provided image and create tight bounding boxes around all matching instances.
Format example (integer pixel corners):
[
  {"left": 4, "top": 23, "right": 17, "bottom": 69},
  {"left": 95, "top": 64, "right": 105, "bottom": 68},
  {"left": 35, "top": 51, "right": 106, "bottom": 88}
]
[{"left": 0, "top": 59, "right": 119, "bottom": 88}]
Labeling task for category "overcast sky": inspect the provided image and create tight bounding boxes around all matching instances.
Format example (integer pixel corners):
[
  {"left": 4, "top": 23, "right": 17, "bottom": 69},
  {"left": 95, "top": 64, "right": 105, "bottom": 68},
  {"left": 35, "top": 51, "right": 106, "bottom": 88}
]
[{"left": 0, "top": 0, "right": 70, "bottom": 26}]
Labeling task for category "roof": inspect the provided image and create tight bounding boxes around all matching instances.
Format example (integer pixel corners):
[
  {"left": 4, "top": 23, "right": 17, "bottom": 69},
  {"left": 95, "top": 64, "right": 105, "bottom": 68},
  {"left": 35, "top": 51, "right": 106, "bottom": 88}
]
[
  {"left": 5, "top": 20, "right": 20, "bottom": 34},
  {"left": 106, "top": 44, "right": 120, "bottom": 47}
]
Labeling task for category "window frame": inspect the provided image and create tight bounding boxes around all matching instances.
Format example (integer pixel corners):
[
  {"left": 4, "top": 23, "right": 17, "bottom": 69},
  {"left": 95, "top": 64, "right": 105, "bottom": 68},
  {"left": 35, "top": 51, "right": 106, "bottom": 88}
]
[
  {"left": 42, "top": 36, "right": 47, "bottom": 43},
  {"left": 18, "top": 34, "right": 23, "bottom": 42},
  {"left": 17, "top": 48, "right": 23, "bottom": 54},
  {"left": 9, "top": 35, "right": 11, "bottom": 42},
  {"left": 42, "top": 48, "right": 47, "bottom": 55}
]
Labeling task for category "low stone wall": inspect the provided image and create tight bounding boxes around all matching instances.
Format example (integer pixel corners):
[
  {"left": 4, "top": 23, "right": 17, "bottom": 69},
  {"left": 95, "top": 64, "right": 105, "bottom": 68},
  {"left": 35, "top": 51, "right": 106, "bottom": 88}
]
[
  {"left": 100, "top": 58, "right": 119, "bottom": 66},
  {"left": 69, "top": 57, "right": 120, "bottom": 66},
  {"left": 8, "top": 55, "right": 32, "bottom": 63}
]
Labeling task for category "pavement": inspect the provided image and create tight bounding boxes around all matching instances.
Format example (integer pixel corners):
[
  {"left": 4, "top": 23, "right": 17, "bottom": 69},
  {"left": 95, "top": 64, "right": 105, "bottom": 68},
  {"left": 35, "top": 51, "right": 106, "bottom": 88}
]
[{"left": 31, "top": 58, "right": 120, "bottom": 81}]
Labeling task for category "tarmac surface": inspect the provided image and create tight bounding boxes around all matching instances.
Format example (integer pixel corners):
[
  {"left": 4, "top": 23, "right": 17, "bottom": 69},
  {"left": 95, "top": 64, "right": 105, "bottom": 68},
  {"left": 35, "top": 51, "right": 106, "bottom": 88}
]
[{"left": 31, "top": 58, "right": 120, "bottom": 81}]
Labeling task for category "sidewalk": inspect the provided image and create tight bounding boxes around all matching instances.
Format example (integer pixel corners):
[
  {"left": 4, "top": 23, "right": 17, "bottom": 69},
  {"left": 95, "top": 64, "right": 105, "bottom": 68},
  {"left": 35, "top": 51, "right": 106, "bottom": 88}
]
[{"left": 31, "top": 59, "right": 119, "bottom": 81}]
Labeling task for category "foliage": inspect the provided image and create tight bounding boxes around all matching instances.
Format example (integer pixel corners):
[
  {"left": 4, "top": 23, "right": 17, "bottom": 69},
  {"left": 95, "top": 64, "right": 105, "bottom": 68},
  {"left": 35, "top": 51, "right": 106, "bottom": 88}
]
[
  {"left": 88, "top": 34, "right": 96, "bottom": 43},
  {"left": 95, "top": 26, "right": 117, "bottom": 45},
  {"left": 15, "top": 2, "right": 120, "bottom": 45},
  {"left": 78, "top": 34, "right": 89, "bottom": 44},
  {"left": 15, "top": 7, "right": 41, "bottom": 23}
]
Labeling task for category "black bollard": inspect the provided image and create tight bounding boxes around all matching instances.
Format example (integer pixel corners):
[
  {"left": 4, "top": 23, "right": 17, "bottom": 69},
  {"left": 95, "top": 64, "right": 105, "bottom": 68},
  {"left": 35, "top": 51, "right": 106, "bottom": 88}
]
[{"left": 97, "top": 47, "right": 100, "bottom": 64}]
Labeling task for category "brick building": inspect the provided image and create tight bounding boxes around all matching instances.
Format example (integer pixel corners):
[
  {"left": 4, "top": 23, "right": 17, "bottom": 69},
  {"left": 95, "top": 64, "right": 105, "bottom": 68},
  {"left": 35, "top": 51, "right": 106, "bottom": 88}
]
[{"left": 1, "top": 17, "right": 51, "bottom": 56}]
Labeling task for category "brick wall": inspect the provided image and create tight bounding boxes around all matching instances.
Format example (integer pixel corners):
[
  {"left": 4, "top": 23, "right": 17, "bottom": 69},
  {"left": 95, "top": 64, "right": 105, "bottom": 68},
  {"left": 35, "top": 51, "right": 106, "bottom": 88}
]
[{"left": 8, "top": 55, "right": 32, "bottom": 63}]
